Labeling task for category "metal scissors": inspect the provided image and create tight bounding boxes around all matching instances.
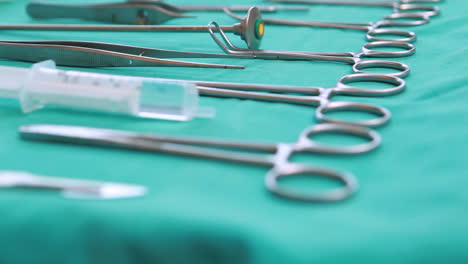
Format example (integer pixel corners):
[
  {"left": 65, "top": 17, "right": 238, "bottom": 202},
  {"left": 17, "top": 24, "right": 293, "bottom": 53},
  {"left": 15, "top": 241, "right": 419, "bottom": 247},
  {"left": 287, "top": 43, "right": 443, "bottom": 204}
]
[
  {"left": 0, "top": 170, "right": 147, "bottom": 199},
  {"left": 147, "top": 73, "right": 404, "bottom": 127},
  {"left": 26, "top": 0, "right": 309, "bottom": 25},
  {"left": 19, "top": 123, "right": 382, "bottom": 202}
]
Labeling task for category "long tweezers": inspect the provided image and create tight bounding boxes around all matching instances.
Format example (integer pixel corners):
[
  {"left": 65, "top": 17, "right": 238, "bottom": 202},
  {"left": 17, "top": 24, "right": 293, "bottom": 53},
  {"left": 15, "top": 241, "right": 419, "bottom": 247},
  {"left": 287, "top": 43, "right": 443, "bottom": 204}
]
[{"left": 0, "top": 40, "right": 244, "bottom": 68}]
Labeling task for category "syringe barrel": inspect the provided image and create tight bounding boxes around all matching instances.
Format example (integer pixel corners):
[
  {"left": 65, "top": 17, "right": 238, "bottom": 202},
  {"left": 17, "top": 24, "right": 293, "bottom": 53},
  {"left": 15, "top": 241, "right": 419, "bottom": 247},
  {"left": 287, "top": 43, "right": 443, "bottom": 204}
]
[{"left": 20, "top": 61, "right": 203, "bottom": 121}]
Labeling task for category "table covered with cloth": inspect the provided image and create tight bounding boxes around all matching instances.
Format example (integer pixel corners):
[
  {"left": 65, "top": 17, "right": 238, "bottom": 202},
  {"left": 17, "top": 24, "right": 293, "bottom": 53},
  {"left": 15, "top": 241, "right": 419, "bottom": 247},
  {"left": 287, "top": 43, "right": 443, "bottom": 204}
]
[{"left": 0, "top": 0, "right": 466, "bottom": 263}]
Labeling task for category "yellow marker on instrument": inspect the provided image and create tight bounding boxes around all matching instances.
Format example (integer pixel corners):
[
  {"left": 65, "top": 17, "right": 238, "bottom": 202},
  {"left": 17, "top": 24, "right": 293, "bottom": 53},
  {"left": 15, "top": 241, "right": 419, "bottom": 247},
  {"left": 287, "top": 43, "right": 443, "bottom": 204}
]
[{"left": 255, "top": 20, "right": 265, "bottom": 39}]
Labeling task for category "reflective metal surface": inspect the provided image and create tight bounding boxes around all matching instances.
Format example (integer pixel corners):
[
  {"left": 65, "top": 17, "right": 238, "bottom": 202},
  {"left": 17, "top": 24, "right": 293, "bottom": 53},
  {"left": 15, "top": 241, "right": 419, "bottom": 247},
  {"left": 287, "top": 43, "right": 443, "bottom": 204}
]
[{"left": 19, "top": 123, "right": 382, "bottom": 202}]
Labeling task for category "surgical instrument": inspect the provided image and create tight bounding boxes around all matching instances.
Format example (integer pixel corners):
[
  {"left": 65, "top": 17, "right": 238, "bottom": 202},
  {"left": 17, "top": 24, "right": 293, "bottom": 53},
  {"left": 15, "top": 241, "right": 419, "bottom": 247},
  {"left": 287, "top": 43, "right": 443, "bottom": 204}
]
[
  {"left": 0, "top": 57, "right": 400, "bottom": 127},
  {"left": 0, "top": 60, "right": 214, "bottom": 121},
  {"left": 0, "top": 170, "right": 147, "bottom": 199},
  {"left": 0, "top": 8, "right": 413, "bottom": 77},
  {"left": 19, "top": 123, "right": 382, "bottom": 202},
  {"left": 0, "top": 39, "right": 412, "bottom": 78},
  {"left": 266, "top": 0, "right": 441, "bottom": 18},
  {"left": 262, "top": 0, "right": 441, "bottom": 40},
  {"left": 0, "top": 40, "right": 246, "bottom": 69},
  {"left": 27, "top": 1, "right": 309, "bottom": 25},
  {"left": 224, "top": 8, "right": 420, "bottom": 43},
  {"left": 141, "top": 73, "right": 404, "bottom": 127},
  {"left": 0, "top": 7, "right": 265, "bottom": 49},
  {"left": 212, "top": 14, "right": 413, "bottom": 79},
  {"left": 209, "top": 17, "right": 413, "bottom": 78},
  {"left": 228, "top": 0, "right": 443, "bottom": 43},
  {"left": 0, "top": 55, "right": 400, "bottom": 126}
]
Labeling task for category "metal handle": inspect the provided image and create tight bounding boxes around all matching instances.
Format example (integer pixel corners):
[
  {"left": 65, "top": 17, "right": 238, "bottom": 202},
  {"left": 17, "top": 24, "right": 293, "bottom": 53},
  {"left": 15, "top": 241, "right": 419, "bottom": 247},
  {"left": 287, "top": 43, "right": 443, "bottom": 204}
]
[
  {"left": 264, "top": 124, "right": 381, "bottom": 201},
  {"left": 381, "top": 12, "right": 430, "bottom": 27},
  {"left": 335, "top": 73, "right": 406, "bottom": 97},
  {"left": 399, "top": 4, "right": 440, "bottom": 17},
  {"left": 361, "top": 41, "right": 416, "bottom": 58},
  {"left": 265, "top": 163, "right": 358, "bottom": 202},
  {"left": 366, "top": 29, "right": 416, "bottom": 43},
  {"left": 297, "top": 123, "right": 381, "bottom": 154},
  {"left": 316, "top": 101, "right": 391, "bottom": 127},
  {"left": 352, "top": 60, "right": 411, "bottom": 79}
]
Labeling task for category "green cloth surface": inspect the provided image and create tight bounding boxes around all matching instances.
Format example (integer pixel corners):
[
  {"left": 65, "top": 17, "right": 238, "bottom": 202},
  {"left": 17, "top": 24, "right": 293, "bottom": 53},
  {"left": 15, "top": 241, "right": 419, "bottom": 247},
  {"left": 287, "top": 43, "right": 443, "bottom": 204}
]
[{"left": 0, "top": 0, "right": 467, "bottom": 263}]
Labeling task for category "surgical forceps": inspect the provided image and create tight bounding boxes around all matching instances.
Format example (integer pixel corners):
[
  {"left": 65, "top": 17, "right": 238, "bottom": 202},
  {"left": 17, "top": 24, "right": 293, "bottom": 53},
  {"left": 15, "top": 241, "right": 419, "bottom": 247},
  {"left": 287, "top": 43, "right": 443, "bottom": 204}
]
[
  {"left": 27, "top": 0, "right": 308, "bottom": 25},
  {"left": 19, "top": 123, "right": 382, "bottom": 202},
  {"left": 147, "top": 73, "right": 404, "bottom": 127},
  {"left": 0, "top": 40, "right": 245, "bottom": 68},
  {"left": 0, "top": 170, "right": 147, "bottom": 199}
]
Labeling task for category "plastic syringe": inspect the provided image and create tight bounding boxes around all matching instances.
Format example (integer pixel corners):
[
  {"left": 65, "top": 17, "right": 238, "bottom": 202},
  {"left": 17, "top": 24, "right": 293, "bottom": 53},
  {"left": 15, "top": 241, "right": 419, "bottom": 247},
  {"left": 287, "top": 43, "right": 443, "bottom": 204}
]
[{"left": 0, "top": 60, "right": 214, "bottom": 121}]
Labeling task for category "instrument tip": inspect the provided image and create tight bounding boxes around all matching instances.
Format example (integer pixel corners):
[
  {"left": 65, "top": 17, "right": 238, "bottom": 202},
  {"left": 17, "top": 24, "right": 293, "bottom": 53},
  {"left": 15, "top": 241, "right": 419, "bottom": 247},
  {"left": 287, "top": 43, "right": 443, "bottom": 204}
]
[{"left": 224, "top": 64, "right": 245, "bottom": 69}]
